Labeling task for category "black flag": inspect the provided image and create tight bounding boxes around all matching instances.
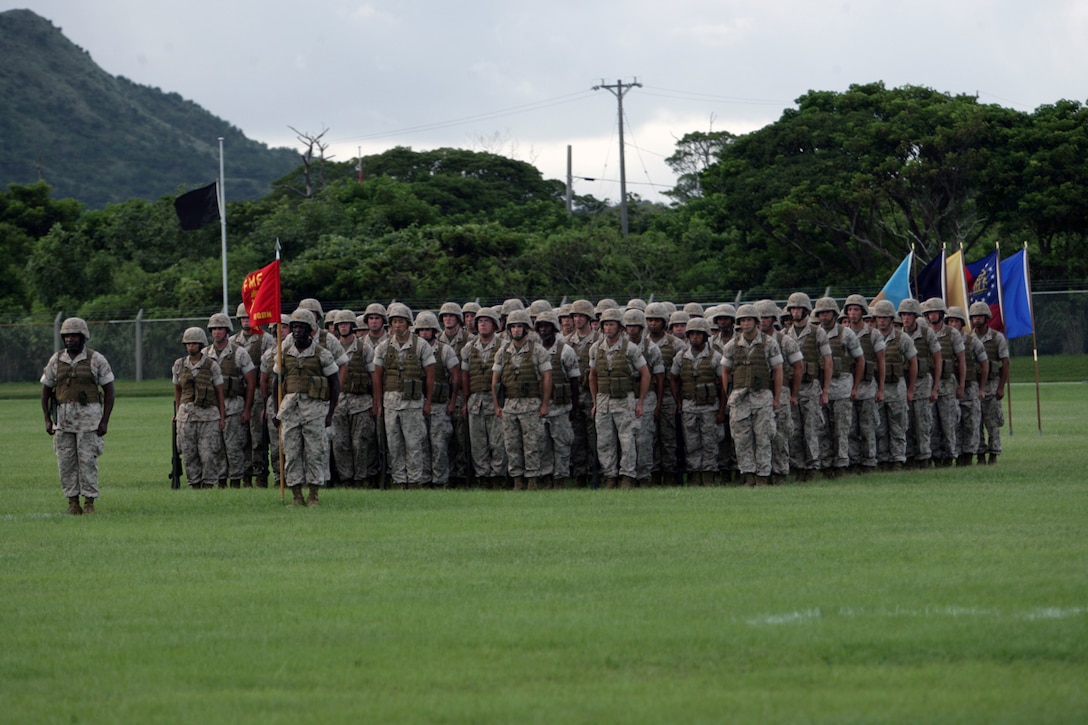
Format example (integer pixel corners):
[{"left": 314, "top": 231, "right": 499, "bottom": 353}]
[{"left": 174, "top": 182, "right": 220, "bottom": 230}]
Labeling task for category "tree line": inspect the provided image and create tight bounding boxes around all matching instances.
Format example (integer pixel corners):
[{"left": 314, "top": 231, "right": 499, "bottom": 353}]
[{"left": 2, "top": 82, "right": 1085, "bottom": 323}]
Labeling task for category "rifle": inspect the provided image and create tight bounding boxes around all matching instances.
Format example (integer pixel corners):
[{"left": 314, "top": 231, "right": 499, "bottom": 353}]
[{"left": 169, "top": 400, "right": 183, "bottom": 489}]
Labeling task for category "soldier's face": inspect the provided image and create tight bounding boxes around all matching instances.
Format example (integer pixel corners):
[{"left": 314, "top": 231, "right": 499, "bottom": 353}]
[
  {"left": 509, "top": 323, "right": 528, "bottom": 341},
  {"left": 790, "top": 307, "right": 807, "bottom": 324},
  {"left": 817, "top": 311, "right": 836, "bottom": 328},
  {"left": 759, "top": 317, "right": 775, "bottom": 334},
  {"left": 441, "top": 313, "right": 460, "bottom": 330},
  {"left": 686, "top": 331, "right": 706, "bottom": 349},
  {"left": 602, "top": 321, "right": 620, "bottom": 340},
  {"left": 901, "top": 312, "right": 918, "bottom": 329},
  {"left": 560, "top": 316, "right": 575, "bottom": 334},
  {"left": 211, "top": 327, "right": 229, "bottom": 343},
  {"left": 626, "top": 324, "right": 643, "bottom": 341},
  {"left": 418, "top": 328, "right": 435, "bottom": 342},
  {"left": 185, "top": 342, "right": 203, "bottom": 356},
  {"left": 240, "top": 317, "right": 251, "bottom": 333},
  {"left": 875, "top": 316, "right": 893, "bottom": 334},
  {"left": 647, "top": 318, "right": 665, "bottom": 335},
  {"left": 290, "top": 323, "right": 312, "bottom": 345},
  {"left": 739, "top": 318, "right": 757, "bottom": 334},
  {"left": 476, "top": 317, "right": 495, "bottom": 337},
  {"left": 62, "top": 333, "right": 84, "bottom": 353},
  {"left": 846, "top": 306, "right": 864, "bottom": 324},
  {"left": 971, "top": 315, "right": 987, "bottom": 330},
  {"left": 948, "top": 318, "right": 964, "bottom": 331},
  {"left": 390, "top": 318, "right": 410, "bottom": 337},
  {"left": 926, "top": 311, "right": 944, "bottom": 327},
  {"left": 670, "top": 323, "right": 687, "bottom": 337},
  {"left": 367, "top": 316, "right": 385, "bottom": 333},
  {"left": 337, "top": 322, "right": 355, "bottom": 338},
  {"left": 717, "top": 317, "right": 734, "bottom": 334},
  {"left": 536, "top": 322, "right": 556, "bottom": 342},
  {"left": 464, "top": 313, "right": 476, "bottom": 330},
  {"left": 573, "top": 313, "right": 591, "bottom": 331}
]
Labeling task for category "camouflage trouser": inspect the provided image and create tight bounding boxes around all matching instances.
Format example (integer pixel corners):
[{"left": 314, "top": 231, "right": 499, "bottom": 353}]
[
  {"left": 906, "top": 374, "right": 934, "bottom": 462},
  {"left": 717, "top": 407, "right": 736, "bottom": 476},
  {"left": 731, "top": 403, "right": 775, "bottom": 477},
  {"left": 385, "top": 407, "right": 430, "bottom": 486},
  {"left": 635, "top": 392, "right": 658, "bottom": 481},
  {"left": 450, "top": 396, "right": 468, "bottom": 479},
  {"left": 282, "top": 416, "right": 328, "bottom": 487},
  {"left": 468, "top": 410, "right": 506, "bottom": 478},
  {"left": 502, "top": 404, "right": 546, "bottom": 479},
  {"left": 541, "top": 409, "right": 574, "bottom": 481},
  {"left": 654, "top": 393, "right": 679, "bottom": 477},
  {"left": 958, "top": 382, "right": 982, "bottom": 455},
  {"left": 821, "top": 397, "right": 853, "bottom": 469},
  {"left": 680, "top": 403, "right": 722, "bottom": 474},
  {"left": 220, "top": 411, "right": 247, "bottom": 479},
  {"left": 570, "top": 390, "right": 597, "bottom": 478},
  {"left": 54, "top": 429, "right": 104, "bottom": 498},
  {"left": 980, "top": 390, "right": 1005, "bottom": 455},
  {"left": 595, "top": 404, "right": 640, "bottom": 479},
  {"left": 790, "top": 381, "right": 824, "bottom": 471},
  {"left": 267, "top": 414, "right": 282, "bottom": 484},
  {"left": 180, "top": 417, "right": 223, "bottom": 487},
  {"left": 427, "top": 409, "right": 453, "bottom": 485},
  {"left": 849, "top": 397, "right": 879, "bottom": 468},
  {"left": 243, "top": 391, "right": 269, "bottom": 476},
  {"left": 930, "top": 379, "right": 961, "bottom": 459},
  {"left": 877, "top": 382, "right": 909, "bottom": 464},
  {"left": 331, "top": 405, "right": 377, "bottom": 482},
  {"left": 772, "top": 388, "right": 792, "bottom": 475}
]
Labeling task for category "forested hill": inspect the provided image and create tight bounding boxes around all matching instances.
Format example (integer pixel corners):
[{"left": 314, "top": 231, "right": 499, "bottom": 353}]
[{"left": 0, "top": 9, "right": 298, "bottom": 208}]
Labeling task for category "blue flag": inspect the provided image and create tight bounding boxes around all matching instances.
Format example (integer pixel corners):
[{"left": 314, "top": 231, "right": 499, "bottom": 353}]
[
  {"left": 874, "top": 252, "right": 913, "bottom": 309},
  {"left": 965, "top": 249, "right": 1003, "bottom": 332},
  {"left": 1000, "top": 249, "right": 1034, "bottom": 339}
]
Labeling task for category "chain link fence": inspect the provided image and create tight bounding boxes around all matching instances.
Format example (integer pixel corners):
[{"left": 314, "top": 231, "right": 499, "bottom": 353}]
[{"left": 2, "top": 291, "right": 1085, "bottom": 383}]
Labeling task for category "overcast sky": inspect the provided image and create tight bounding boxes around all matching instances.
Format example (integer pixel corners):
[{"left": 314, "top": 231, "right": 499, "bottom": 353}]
[{"left": 7, "top": 1, "right": 1087, "bottom": 203}]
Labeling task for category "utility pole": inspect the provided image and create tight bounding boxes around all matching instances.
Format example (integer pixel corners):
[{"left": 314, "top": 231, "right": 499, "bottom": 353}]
[{"left": 593, "top": 77, "right": 641, "bottom": 236}]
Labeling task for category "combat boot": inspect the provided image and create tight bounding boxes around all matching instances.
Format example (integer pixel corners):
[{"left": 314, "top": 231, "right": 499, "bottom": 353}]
[
  {"left": 66, "top": 496, "right": 83, "bottom": 515},
  {"left": 527, "top": 477, "right": 539, "bottom": 491},
  {"left": 603, "top": 477, "right": 617, "bottom": 489},
  {"left": 242, "top": 476, "right": 253, "bottom": 488},
  {"left": 513, "top": 476, "right": 526, "bottom": 491},
  {"left": 743, "top": 473, "right": 757, "bottom": 487},
  {"left": 306, "top": 485, "right": 320, "bottom": 506},
  {"left": 217, "top": 479, "right": 228, "bottom": 489},
  {"left": 756, "top": 476, "right": 772, "bottom": 486},
  {"left": 290, "top": 485, "right": 305, "bottom": 506},
  {"left": 230, "top": 478, "right": 242, "bottom": 488},
  {"left": 256, "top": 475, "right": 269, "bottom": 488},
  {"left": 977, "top": 453, "right": 986, "bottom": 465},
  {"left": 620, "top": 476, "right": 635, "bottom": 489},
  {"left": 988, "top": 453, "right": 998, "bottom": 465},
  {"left": 82, "top": 497, "right": 95, "bottom": 514}
]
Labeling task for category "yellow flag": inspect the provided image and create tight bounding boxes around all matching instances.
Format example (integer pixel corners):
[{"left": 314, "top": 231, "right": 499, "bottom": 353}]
[{"left": 945, "top": 250, "right": 969, "bottom": 312}]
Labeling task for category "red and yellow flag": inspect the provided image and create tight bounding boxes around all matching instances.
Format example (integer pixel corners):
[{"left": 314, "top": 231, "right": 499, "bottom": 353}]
[{"left": 241, "top": 260, "right": 280, "bottom": 333}]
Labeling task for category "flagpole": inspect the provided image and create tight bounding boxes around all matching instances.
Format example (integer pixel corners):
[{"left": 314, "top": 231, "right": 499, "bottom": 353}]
[
  {"left": 994, "top": 240, "right": 1013, "bottom": 436},
  {"left": 940, "top": 244, "right": 947, "bottom": 303},
  {"left": 274, "top": 238, "right": 287, "bottom": 504},
  {"left": 909, "top": 243, "right": 917, "bottom": 298},
  {"left": 219, "top": 137, "right": 229, "bottom": 315},
  {"left": 1022, "top": 242, "right": 1042, "bottom": 434},
  {"left": 957, "top": 241, "right": 970, "bottom": 311}
]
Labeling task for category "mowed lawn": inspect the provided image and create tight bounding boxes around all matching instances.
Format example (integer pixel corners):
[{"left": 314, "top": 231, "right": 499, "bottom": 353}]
[{"left": 1, "top": 378, "right": 1085, "bottom": 723}]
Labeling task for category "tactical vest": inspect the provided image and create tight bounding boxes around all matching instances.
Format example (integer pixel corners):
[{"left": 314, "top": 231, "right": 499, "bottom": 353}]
[
  {"left": 935, "top": 326, "right": 957, "bottom": 380},
  {"left": 500, "top": 341, "right": 541, "bottom": 399},
  {"left": 383, "top": 336, "right": 425, "bottom": 399},
  {"left": 965, "top": 334, "right": 983, "bottom": 384},
  {"left": 654, "top": 334, "right": 680, "bottom": 375},
  {"left": 343, "top": 345, "right": 372, "bottom": 395},
  {"left": 179, "top": 359, "right": 218, "bottom": 407},
  {"left": 796, "top": 325, "right": 824, "bottom": 383},
  {"left": 730, "top": 334, "right": 771, "bottom": 392},
  {"left": 431, "top": 341, "right": 452, "bottom": 403},
  {"left": 680, "top": 351, "right": 719, "bottom": 404},
  {"left": 595, "top": 338, "right": 634, "bottom": 397},
  {"left": 982, "top": 333, "right": 1003, "bottom": 381},
  {"left": 826, "top": 325, "right": 850, "bottom": 377},
  {"left": 215, "top": 347, "right": 245, "bottom": 398},
  {"left": 467, "top": 342, "right": 494, "bottom": 395},
  {"left": 883, "top": 329, "right": 905, "bottom": 384},
  {"left": 855, "top": 328, "right": 876, "bottom": 383},
  {"left": 244, "top": 334, "right": 265, "bottom": 376},
  {"left": 572, "top": 331, "right": 597, "bottom": 386},
  {"left": 548, "top": 340, "right": 573, "bottom": 406},
  {"left": 55, "top": 350, "right": 100, "bottom": 405},
  {"left": 908, "top": 327, "right": 931, "bottom": 378},
  {"left": 282, "top": 348, "right": 330, "bottom": 400}
]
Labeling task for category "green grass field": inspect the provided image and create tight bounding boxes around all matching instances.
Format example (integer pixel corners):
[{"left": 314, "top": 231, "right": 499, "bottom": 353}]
[{"left": 1, "top": 376, "right": 1086, "bottom": 723}]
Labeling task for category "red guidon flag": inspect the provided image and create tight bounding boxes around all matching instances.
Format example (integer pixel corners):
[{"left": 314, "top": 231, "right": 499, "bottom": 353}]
[{"left": 241, "top": 260, "right": 280, "bottom": 333}]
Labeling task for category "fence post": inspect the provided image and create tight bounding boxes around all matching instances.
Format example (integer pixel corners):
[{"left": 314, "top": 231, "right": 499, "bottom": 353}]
[{"left": 135, "top": 308, "right": 144, "bottom": 382}]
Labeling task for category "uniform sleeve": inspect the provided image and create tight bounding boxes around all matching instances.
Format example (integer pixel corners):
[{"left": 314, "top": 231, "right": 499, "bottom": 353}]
[
  {"left": 561, "top": 346, "right": 581, "bottom": 378},
  {"left": 843, "top": 328, "right": 864, "bottom": 359},
  {"left": 417, "top": 340, "right": 437, "bottom": 368},
  {"left": 373, "top": 341, "right": 388, "bottom": 369},
  {"left": 899, "top": 333, "right": 917, "bottom": 360},
  {"left": 235, "top": 347, "right": 257, "bottom": 375},
  {"left": 870, "top": 330, "right": 887, "bottom": 353},
  {"left": 721, "top": 341, "right": 735, "bottom": 370},
  {"left": 209, "top": 361, "right": 225, "bottom": 386},
  {"left": 40, "top": 354, "right": 60, "bottom": 387},
  {"left": 319, "top": 348, "right": 340, "bottom": 377},
  {"left": 781, "top": 335, "right": 804, "bottom": 365},
  {"left": 628, "top": 345, "right": 647, "bottom": 371},
  {"left": 950, "top": 327, "right": 966, "bottom": 354},
  {"left": 766, "top": 338, "right": 784, "bottom": 367},
  {"left": 815, "top": 328, "right": 833, "bottom": 358},
  {"left": 171, "top": 358, "right": 184, "bottom": 384},
  {"left": 534, "top": 344, "right": 553, "bottom": 373}
]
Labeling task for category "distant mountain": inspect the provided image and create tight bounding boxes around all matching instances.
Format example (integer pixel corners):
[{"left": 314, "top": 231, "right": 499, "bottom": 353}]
[{"left": 0, "top": 9, "right": 298, "bottom": 208}]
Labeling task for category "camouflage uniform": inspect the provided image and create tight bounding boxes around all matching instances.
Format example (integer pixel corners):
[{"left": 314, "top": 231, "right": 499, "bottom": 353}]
[
  {"left": 631, "top": 331, "right": 665, "bottom": 484},
  {"left": 203, "top": 339, "right": 256, "bottom": 483},
  {"left": 259, "top": 344, "right": 283, "bottom": 486},
  {"left": 425, "top": 336, "right": 460, "bottom": 486},
  {"left": 670, "top": 336, "right": 724, "bottom": 480},
  {"left": 820, "top": 321, "right": 864, "bottom": 471},
  {"left": 231, "top": 322, "right": 276, "bottom": 484},
  {"left": 492, "top": 327, "right": 553, "bottom": 487},
  {"left": 647, "top": 303, "right": 686, "bottom": 484},
  {"left": 331, "top": 336, "right": 376, "bottom": 486},
  {"left": 373, "top": 330, "right": 436, "bottom": 487},
  {"left": 786, "top": 316, "right": 832, "bottom": 475},
  {"left": 439, "top": 309, "right": 472, "bottom": 483},
  {"left": 874, "top": 325, "right": 917, "bottom": 466},
  {"left": 929, "top": 320, "right": 966, "bottom": 462},
  {"left": 275, "top": 337, "right": 339, "bottom": 488},
  {"left": 539, "top": 332, "right": 581, "bottom": 485},
  {"left": 590, "top": 329, "right": 649, "bottom": 484},
  {"left": 461, "top": 329, "right": 506, "bottom": 483},
  {"left": 567, "top": 305, "right": 599, "bottom": 484},
  {"left": 900, "top": 302, "right": 941, "bottom": 465},
  {"left": 845, "top": 322, "right": 886, "bottom": 470},
  {"left": 976, "top": 326, "right": 1009, "bottom": 460},
  {"left": 761, "top": 308, "right": 802, "bottom": 480},
  {"left": 723, "top": 326, "right": 783, "bottom": 481},
  {"left": 173, "top": 353, "right": 225, "bottom": 488},
  {"left": 41, "top": 343, "right": 115, "bottom": 502},
  {"left": 955, "top": 320, "right": 989, "bottom": 461}
]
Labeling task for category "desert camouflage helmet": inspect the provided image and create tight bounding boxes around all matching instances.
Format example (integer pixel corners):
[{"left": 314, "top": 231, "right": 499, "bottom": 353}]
[
  {"left": 557, "top": 304, "right": 572, "bottom": 318},
  {"left": 506, "top": 309, "right": 532, "bottom": 327},
  {"left": 207, "top": 312, "right": 233, "bottom": 331},
  {"left": 683, "top": 301, "right": 705, "bottom": 317},
  {"left": 528, "top": 299, "right": 552, "bottom": 317},
  {"left": 755, "top": 299, "right": 780, "bottom": 318},
  {"left": 662, "top": 301, "right": 677, "bottom": 315},
  {"left": 363, "top": 302, "right": 388, "bottom": 321},
  {"left": 843, "top": 294, "right": 869, "bottom": 314},
  {"left": 570, "top": 299, "right": 595, "bottom": 317},
  {"left": 898, "top": 298, "right": 923, "bottom": 316},
  {"left": 669, "top": 310, "right": 690, "bottom": 327},
  {"left": 387, "top": 302, "right": 413, "bottom": 321},
  {"left": 598, "top": 308, "right": 624, "bottom": 325},
  {"left": 474, "top": 305, "right": 500, "bottom": 327},
  {"left": 501, "top": 298, "right": 525, "bottom": 316},
  {"left": 355, "top": 314, "right": 367, "bottom": 329},
  {"left": 289, "top": 309, "right": 315, "bottom": 328},
  {"left": 182, "top": 326, "right": 208, "bottom": 345},
  {"left": 685, "top": 317, "right": 711, "bottom": 335},
  {"left": 623, "top": 308, "right": 647, "bottom": 327},
  {"left": 60, "top": 317, "right": 91, "bottom": 340},
  {"left": 945, "top": 306, "right": 967, "bottom": 324},
  {"left": 921, "top": 297, "right": 947, "bottom": 315},
  {"left": 334, "top": 309, "right": 357, "bottom": 326},
  {"left": 414, "top": 310, "right": 440, "bottom": 330},
  {"left": 735, "top": 304, "right": 760, "bottom": 321},
  {"left": 324, "top": 309, "right": 341, "bottom": 326},
  {"left": 712, "top": 304, "right": 736, "bottom": 320},
  {"left": 813, "top": 296, "right": 840, "bottom": 315},
  {"left": 969, "top": 301, "right": 992, "bottom": 318},
  {"left": 439, "top": 301, "right": 464, "bottom": 322},
  {"left": 595, "top": 298, "right": 620, "bottom": 316},
  {"left": 871, "top": 299, "right": 898, "bottom": 318},
  {"left": 535, "top": 310, "right": 560, "bottom": 330},
  {"left": 461, "top": 301, "right": 481, "bottom": 314},
  {"left": 298, "top": 298, "right": 323, "bottom": 316},
  {"left": 786, "top": 292, "right": 813, "bottom": 312},
  {"left": 644, "top": 302, "right": 669, "bottom": 321},
  {"left": 236, "top": 302, "right": 249, "bottom": 318},
  {"left": 625, "top": 298, "right": 647, "bottom": 312}
]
